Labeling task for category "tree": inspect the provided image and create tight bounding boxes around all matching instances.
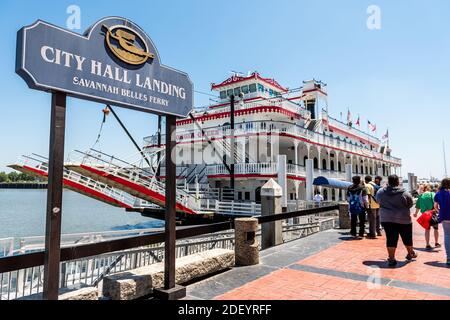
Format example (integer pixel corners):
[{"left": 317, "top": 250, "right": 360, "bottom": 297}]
[
  {"left": 0, "top": 171, "right": 8, "bottom": 183},
  {"left": 7, "top": 171, "right": 19, "bottom": 182}
]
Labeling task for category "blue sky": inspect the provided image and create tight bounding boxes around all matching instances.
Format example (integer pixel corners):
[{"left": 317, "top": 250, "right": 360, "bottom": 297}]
[{"left": 0, "top": 0, "right": 449, "bottom": 179}]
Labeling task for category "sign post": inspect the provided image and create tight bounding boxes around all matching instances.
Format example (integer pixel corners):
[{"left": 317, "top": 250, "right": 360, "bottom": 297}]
[
  {"left": 16, "top": 17, "right": 193, "bottom": 300},
  {"left": 42, "top": 92, "right": 66, "bottom": 300},
  {"left": 153, "top": 115, "right": 186, "bottom": 300}
]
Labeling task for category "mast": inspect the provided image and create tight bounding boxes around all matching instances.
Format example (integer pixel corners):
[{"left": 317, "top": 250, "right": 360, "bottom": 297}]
[{"left": 444, "top": 140, "right": 448, "bottom": 178}]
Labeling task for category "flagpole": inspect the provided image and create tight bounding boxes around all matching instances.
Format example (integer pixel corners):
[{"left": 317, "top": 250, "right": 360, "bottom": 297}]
[
  {"left": 444, "top": 140, "right": 448, "bottom": 178},
  {"left": 367, "top": 121, "right": 370, "bottom": 147}
]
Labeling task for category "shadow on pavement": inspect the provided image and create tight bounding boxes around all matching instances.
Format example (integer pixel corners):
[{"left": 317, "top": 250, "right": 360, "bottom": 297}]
[
  {"left": 362, "top": 260, "right": 411, "bottom": 269},
  {"left": 414, "top": 247, "right": 441, "bottom": 253},
  {"left": 424, "top": 261, "right": 450, "bottom": 269}
]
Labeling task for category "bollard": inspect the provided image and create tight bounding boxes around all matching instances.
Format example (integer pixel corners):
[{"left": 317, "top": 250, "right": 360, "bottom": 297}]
[
  {"left": 261, "top": 179, "right": 283, "bottom": 249},
  {"left": 234, "top": 218, "right": 259, "bottom": 266},
  {"left": 338, "top": 203, "right": 351, "bottom": 229}
]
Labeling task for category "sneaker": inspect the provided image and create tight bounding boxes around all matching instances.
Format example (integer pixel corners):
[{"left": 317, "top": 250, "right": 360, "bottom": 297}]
[
  {"left": 426, "top": 245, "right": 432, "bottom": 250},
  {"left": 435, "top": 243, "right": 442, "bottom": 248},
  {"left": 366, "top": 234, "right": 377, "bottom": 239},
  {"left": 388, "top": 258, "right": 397, "bottom": 267},
  {"left": 406, "top": 252, "right": 418, "bottom": 261}
]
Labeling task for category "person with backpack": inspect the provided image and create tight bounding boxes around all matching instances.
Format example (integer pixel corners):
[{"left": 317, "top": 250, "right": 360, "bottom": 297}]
[
  {"left": 433, "top": 178, "right": 450, "bottom": 266},
  {"left": 365, "top": 176, "right": 380, "bottom": 239},
  {"left": 413, "top": 184, "right": 440, "bottom": 250},
  {"left": 347, "top": 176, "right": 369, "bottom": 238},
  {"left": 376, "top": 175, "right": 417, "bottom": 267}
]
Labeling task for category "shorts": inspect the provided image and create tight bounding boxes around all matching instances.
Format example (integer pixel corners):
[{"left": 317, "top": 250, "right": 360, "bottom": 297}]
[{"left": 381, "top": 222, "right": 413, "bottom": 248}]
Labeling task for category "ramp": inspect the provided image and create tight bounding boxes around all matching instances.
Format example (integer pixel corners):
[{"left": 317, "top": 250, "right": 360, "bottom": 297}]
[{"left": 9, "top": 155, "right": 141, "bottom": 209}]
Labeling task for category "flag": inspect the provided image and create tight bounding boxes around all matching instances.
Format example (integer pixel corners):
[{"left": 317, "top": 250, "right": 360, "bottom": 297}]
[
  {"left": 368, "top": 120, "right": 376, "bottom": 132},
  {"left": 382, "top": 129, "right": 389, "bottom": 140},
  {"left": 347, "top": 110, "right": 352, "bottom": 127},
  {"left": 356, "top": 115, "right": 360, "bottom": 127}
]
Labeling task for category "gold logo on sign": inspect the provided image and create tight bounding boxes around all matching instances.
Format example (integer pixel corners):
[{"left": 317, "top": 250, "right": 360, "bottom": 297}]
[{"left": 102, "top": 25, "right": 154, "bottom": 65}]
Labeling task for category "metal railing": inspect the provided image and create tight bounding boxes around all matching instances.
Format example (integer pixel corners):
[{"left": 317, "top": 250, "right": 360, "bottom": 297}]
[
  {"left": 0, "top": 205, "right": 339, "bottom": 300},
  {"left": 0, "top": 208, "right": 338, "bottom": 300},
  {"left": 13, "top": 228, "right": 164, "bottom": 254}
]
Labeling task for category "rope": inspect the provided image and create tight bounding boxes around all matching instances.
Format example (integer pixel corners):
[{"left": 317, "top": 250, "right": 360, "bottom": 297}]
[{"left": 91, "top": 106, "right": 110, "bottom": 150}]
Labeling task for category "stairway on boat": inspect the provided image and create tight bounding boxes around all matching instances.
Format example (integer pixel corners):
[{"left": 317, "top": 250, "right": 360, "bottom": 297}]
[
  {"left": 9, "top": 155, "right": 146, "bottom": 209},
  {"left": 65, "top": 150, "right": 203, "bottom": 215}
]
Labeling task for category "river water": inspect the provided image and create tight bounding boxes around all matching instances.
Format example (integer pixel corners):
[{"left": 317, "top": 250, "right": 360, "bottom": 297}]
[{"left": 0, "top": 189, "right": 163, "bottom": 239}]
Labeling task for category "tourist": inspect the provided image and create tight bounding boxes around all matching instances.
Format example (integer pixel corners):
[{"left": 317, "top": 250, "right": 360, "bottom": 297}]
[
  {"left": 347, "top": 176, "right": 368, "bottom": 238},
  {"left": 418, "top": 184, "right": 425, "bottom": 196},
  {"left": 376, "top": 175, "right": 417, "bottom": 267},
  {"left": 313, "top": 191, "right": 324, "bottom": 205},
  {"left": 374, "top": 176, "right": 383, "bottom": 235},
  {"left": 413, "top": 184, "right": 440, "bottom": 249},
  {"left": 433, "top": 178, "right": 450, "bottom": 266},
  {"left": 365, "top": 175, "right": 380, "bottom": 239}
]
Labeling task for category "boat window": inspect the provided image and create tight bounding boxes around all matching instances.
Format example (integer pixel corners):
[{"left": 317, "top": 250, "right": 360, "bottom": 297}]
[
  {"left": 241, "top": 85, "right": 249, "bottom": 94},
  {"left": 269, "top": 89, "right": 274, "bottom": 96},
  {"left": 249, "top": 84, "right": 257, "bottom": 93},
  {"left": 257, "top": 84, "right": 264, "bottom": 92},
  {"left": 220, "top": 91, "right": 227, "bottom": 99},
  {"left": 234, "top": 87, "right": 241, "bottom": 96},
  {"left": 227, "top": 89, "right": 233, "bottom": 97}
]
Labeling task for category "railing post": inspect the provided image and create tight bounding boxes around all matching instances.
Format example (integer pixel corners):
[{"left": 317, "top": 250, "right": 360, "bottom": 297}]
[{"left": 261, "top": 179, "right": 283, "bottom": 249}]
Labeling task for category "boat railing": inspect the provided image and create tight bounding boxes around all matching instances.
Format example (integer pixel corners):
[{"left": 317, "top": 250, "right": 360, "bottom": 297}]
[
  {"left": 143, "top": 121, "right": 401, "bottom": 166},
  {"left": 206, "top": 162, "right": 354, "bottom": 182}
]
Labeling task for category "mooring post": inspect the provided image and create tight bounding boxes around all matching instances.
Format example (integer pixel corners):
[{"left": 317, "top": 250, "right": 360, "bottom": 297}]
[
  {"left": 261, "top": 179, "right": 283, "bottom": 249},
  {"left": 154, "top": 115, "right": 186, "bottom": 300},
  {"left": 43, "top": 91, "right": 66, "bottom": 300},
  {"left": 234, "top": 218, "right": 259, "bottom": 266}
]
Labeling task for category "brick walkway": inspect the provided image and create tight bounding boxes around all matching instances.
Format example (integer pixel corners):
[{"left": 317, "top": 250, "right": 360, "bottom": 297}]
[{"left": 186, "top": 223, "right": 450, "bottom": 300}]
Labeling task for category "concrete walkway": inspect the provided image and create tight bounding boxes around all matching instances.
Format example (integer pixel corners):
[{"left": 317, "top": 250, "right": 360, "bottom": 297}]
[{"left": 186, "top": 224, "right": 450, "bottom": 300}]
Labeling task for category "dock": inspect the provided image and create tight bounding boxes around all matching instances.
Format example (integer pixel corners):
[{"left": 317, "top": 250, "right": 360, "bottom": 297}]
[{"left": 186, "top": 223, "right": 450, "bottom": 300}]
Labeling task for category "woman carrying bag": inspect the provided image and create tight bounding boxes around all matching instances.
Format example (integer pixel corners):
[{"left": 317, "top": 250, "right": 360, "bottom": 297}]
[{"left": 414, "top": 184, "right": 440, "bottom": 249}]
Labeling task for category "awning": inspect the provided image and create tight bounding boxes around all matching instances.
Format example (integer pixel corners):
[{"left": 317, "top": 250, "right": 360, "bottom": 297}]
[{"left": 313, "top": 176, "right": 352, "bottom": 190}]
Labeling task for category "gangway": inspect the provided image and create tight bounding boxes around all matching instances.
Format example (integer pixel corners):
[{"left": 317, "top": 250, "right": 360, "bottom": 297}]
[
  {"left": 65, "top": 150, "right": 204, "bottom": 215},
  {"left": 8, "top": 155, "right": 147, "bottom": 209}
]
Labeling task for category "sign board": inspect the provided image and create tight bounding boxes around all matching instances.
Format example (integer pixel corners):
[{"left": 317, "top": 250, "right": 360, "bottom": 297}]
[{"left": 16, "top": 17, "right": 193, "bottom": 117}]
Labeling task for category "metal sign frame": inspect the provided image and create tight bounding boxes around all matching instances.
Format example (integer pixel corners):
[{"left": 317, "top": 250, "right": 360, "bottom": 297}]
[
  {"left": 15, "top": 17, "right": 188, "bottom": 300},
  {"left": 16, "top": 17, "right": 193, "bottom": 117}
]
